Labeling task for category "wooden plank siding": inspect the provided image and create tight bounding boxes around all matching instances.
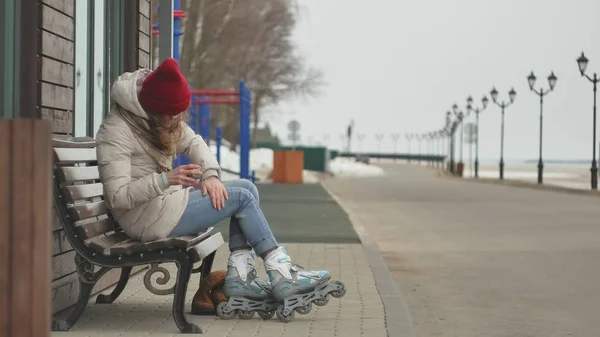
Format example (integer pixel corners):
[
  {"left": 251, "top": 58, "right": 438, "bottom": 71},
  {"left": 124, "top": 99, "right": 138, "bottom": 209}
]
[
  {"left": 39, "top": 0, "right": 75, "bottom": 134},
  {"left": 37, "top": 0, "right": 78, "bottom": 314}
]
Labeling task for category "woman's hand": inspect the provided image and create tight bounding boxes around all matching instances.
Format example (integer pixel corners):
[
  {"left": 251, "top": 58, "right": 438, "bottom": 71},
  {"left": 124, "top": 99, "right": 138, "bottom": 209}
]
[
  {"left": 165, "top": 164, "right": 202, "bottom": 187},
  {"left": 201, "top": 176, "right": 228, "bottom": 210}
]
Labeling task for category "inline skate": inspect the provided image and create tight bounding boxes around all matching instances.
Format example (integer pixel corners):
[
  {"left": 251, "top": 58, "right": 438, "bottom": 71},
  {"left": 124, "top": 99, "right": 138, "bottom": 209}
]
[
  {"left": 216, "top": 249, "right": 280, "bottom": 320},
  {"left": 264, "top": 246, "right": 347, "bottom": 322}
]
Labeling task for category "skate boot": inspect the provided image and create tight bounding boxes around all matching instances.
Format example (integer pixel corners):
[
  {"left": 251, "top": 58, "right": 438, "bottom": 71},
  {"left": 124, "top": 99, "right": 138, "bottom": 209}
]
[
  {"left": 264, "top": 246, "right": 346, "bottom": 322},
  {"left": 216, "top": 249, "right": 280, "bottom": 320}
]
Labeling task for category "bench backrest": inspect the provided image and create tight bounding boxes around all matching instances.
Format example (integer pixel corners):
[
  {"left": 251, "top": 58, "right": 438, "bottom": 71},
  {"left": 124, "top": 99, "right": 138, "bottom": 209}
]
[{"left": 53, "top": 136, "right": 131, "bottom": 256}]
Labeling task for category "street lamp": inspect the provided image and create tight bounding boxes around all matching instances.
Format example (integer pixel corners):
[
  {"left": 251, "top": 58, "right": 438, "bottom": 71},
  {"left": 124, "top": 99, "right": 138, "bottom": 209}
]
[
  {"left": 452, "top": 105, "right": 466, "bottom": 175},
  {"left": 375, "top": 133, "right": 384, "bottom": 160},
  {"left": 453, "top": 99, "right": 471, "bottom": 175},
  {"left": 435, "top": 130, "right": 444, "bottom": 168},
  {"left": 428, "top": 132, "right": 435, "bottom": 166},
  {"left": 467, "top": 95, "right": 488, "bottom": 178},
  {"left": 416, "top": 134, "right": 423, "bottom": 164},
  {"left": 446, "top": 110, "right": 456, "bottom": 172},
  {"left": 339, "top": 134, "right": 347, "bottom": 152},
  {"left": 391, "top": 133, "right": 400, "bottom": 162},
  {"left": 576, "top": 51, "right": 600, "bottom": 190},
  {"left": 405, "top": 133, "right": 414, "bottom": 163},
  {"left": 490, "top": 86, "right": 517, "bottom": 180},
  {"left": 357, "top": 133, "right": 365, "bottom": 154},
  {"left": 322, "top": 134, "right": 330, "bottom": 147},
  {"left": 527, "top": 70, "right": 557, "bottom": 185}
]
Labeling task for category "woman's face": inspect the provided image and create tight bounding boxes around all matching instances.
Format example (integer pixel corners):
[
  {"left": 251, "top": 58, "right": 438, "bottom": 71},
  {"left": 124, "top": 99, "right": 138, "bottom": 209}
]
[{"left": 158, "top": 114, "right": 176, "bottom": 127}]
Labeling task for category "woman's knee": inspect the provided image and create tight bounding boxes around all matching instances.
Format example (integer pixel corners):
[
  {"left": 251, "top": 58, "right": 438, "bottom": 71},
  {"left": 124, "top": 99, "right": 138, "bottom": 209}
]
[
  {"left": 228, "top": 186, "right": 257, "bottom": 205},
  {"left": 226, "top": 179, "right": 259, "bottom": 202}
]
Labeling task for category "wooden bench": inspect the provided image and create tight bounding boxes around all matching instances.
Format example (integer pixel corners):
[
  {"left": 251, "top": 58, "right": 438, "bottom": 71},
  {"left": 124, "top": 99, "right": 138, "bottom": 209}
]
[{"left": 50, "top": 136, "right": 225, "bottom": 334}]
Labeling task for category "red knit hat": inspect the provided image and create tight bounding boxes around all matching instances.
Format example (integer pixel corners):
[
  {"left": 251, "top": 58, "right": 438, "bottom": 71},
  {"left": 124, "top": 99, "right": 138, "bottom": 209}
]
[{"left": 138, "top": 58, "right": 191, "bottom": 116}]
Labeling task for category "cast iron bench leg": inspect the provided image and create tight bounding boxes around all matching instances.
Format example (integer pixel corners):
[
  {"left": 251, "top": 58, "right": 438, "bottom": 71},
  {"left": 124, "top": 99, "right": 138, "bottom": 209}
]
[
  {"left": 172, "top": 255, "right": 201, "bottom": 333},
  {"left": 52, "top": 264, "right": 111, "bottom": 331},
  {"left": 96, "top": 266, "right": 133, "bottom": 304}
]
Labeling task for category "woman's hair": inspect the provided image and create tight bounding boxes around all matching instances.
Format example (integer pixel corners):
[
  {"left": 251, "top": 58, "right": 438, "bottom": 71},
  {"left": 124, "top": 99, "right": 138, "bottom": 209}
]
[{"left": 115, "top": 103, "right": 188, "bottom": 171}]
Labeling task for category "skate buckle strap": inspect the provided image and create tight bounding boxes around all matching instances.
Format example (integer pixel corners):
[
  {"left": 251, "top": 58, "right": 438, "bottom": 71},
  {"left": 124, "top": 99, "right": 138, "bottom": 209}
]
[{"left": 290, "top": 264, "right": 304, "bottom": 272}]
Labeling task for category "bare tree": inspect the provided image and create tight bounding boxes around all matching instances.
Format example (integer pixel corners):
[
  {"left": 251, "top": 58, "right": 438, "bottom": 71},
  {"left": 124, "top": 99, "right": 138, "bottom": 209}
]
[{"left": 151, "top": 0, "right": 323, "bottom": 146}]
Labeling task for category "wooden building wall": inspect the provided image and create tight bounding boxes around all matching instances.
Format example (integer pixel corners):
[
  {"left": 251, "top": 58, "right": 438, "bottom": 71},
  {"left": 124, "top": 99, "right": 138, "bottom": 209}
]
[
  {"left": 36, "top": 0, "right": 153, "bottom": 314},
  {"left": 39, "top": 0, "right": 75, "bottom": 134}
]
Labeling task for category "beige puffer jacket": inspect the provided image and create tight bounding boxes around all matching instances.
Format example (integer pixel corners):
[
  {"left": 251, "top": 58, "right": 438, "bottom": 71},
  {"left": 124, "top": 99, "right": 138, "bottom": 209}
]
[{"left": 96, "top": 69, "right": 221, "bottom": 242}]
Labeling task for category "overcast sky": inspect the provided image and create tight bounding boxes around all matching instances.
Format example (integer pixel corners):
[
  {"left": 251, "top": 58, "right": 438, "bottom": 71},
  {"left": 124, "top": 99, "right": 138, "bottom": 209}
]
[{"left": 268, "top": 0, "right": 600, "bottom": 162}]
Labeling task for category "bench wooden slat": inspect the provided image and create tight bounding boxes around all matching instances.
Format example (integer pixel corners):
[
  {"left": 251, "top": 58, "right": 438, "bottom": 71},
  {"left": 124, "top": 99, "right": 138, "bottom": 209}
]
[
  {"left": 56, "top": 166, "right": 100, "bottom": 183},
  {"left": 107, "top": 228, "right": 215, "bottom": 255},
  {"left": 69, "top": 201, "right": 108, "bottom": 221},
  {"left": 87, "top": 232, "right": 130, "bottom": 253},
  {"left": 109, "top": 240, "right": 150, "bottom": 255},
  {"left": 171, "top": 227, "right": 214, "bottom": 248},
  {"left": 54, "top": 148, "right": 97, "bottom": 164},
  {"left": 62, "top": 183, "right": 103, "bottom": 202},
  {"left": 76, "top": 218, "right": 117, "bottom": 240},
  {"left": 52, "top": 136, "right": 96, "bottom": 148}
]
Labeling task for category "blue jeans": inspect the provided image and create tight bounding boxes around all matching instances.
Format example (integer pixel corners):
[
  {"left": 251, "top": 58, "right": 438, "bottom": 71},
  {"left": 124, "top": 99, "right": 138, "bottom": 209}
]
[{"left": 168, "top": 179, "right": 278, "bottom": 256}]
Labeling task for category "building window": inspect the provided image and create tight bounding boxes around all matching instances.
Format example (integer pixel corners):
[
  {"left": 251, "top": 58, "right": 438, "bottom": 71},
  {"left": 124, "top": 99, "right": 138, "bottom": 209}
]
[
  {"left": 0, "top": 0, "right": 18, "bottom": 119},
  {"left": 74, "top": 0, "right": 123, "bottom": 137},
  {"left": 91, "top": 0, "right": 107, "bottom": 137},
  {"left": 74, "top": 0, "right": 91, "bottom": 136}
]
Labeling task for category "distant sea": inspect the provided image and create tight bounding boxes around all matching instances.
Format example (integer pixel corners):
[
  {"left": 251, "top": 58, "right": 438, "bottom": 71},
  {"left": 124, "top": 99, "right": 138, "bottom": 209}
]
[{"left": 475, "top": 159, "right": 591, "bottom": 166}]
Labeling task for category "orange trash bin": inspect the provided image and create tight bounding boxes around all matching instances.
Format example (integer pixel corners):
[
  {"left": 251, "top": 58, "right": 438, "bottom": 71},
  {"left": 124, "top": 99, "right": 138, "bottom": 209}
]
[{"left": 272, "top": 151, "right": 304, "bottom": 184}]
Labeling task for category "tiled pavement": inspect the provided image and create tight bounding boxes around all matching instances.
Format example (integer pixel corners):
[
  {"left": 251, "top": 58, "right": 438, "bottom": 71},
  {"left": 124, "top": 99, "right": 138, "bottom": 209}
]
[{"left": 51, "top": 243, "right": 387, "bottom": 337}]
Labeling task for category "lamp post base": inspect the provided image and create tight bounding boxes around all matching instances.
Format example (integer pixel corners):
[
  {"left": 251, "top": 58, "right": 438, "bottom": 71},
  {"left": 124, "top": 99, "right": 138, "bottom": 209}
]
[
  {"left": 591, "top": 161, "right": 598, "bottom": 190},
  {"left": 537, "top": 162, "right": 544, "bottom": 185},
  {"left": 499, "top": 160, "right": 505, "bottom": 180},
  {"left": 474, "top": 160, "right": 479, "bottom": 178}
]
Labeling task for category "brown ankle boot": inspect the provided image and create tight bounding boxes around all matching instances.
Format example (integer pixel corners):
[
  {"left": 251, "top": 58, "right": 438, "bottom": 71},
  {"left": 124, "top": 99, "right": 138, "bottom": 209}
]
[
  {"left": 210, "top": 283, "right": 228, "bottom": 306},
  {"left": 191, "top": 270, "right": 227, "bottom": 315}
]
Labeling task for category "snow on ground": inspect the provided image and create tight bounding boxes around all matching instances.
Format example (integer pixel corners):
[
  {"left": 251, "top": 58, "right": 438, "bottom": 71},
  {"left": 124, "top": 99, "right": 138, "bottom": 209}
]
[
  {"left": 208, "top": 140, "right": 385, "bottom": 182},
  {"left": 329, "top": 157, "right": 385, "bottom": 177}
]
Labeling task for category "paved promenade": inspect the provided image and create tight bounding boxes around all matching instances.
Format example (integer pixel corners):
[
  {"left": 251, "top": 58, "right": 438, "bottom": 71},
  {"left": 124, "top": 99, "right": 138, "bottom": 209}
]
[
  {"left": 324, "top": 163, "right": 600, "bottom": 337},
  {"left": 51, "top": 184, "right": 389, "bottom": 337}
]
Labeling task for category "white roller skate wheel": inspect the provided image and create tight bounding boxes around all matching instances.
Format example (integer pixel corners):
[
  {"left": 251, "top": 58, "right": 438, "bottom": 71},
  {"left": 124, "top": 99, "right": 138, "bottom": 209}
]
[
  {"left": 216, "top": 302, "right": 236, "bottom": 320},
  {"left": 258, "top": 310, "right": 275, "bottom": 320},
  {"left": 313, "top": 295, "right": 330, "bottom": 307},
  {"left": 276, "top": 306, "right": 295, "bottom": 323},
  {"left": 295, "top": 303, "right": 313, "bottom": 315},
  {"left": 330, "top": 281, "right": 347, "bottom": 298},
  {"left": 237, "top": 310, "right": 255, "bottom": 319}
]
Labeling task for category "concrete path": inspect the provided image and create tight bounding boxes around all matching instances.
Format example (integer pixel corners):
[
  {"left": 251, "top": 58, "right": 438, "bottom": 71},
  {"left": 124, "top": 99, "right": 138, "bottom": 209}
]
[
  {"left": 323, "top": 163, "right": 600, "bottom": 337},
  {"left": 50, "top": 184, "right": 388, "bottom": 337},
  {"left": 50, "top": 244, "right": 386, "bottom": 337}
]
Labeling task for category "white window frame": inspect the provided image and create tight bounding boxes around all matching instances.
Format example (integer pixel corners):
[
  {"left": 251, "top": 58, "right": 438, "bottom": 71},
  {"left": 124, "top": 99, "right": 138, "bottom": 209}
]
[
  {"left": 73, "top": 1, "right": 90, "bottom": 136},
  {"left": 92, "top": 0, "right": 106, "bottom": 138}
]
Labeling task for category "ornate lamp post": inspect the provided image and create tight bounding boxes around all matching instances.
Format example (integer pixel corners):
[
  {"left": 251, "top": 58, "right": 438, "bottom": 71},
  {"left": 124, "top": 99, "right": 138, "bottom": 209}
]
[
  {"left": 576, "top": 52, "right": 600, "bottom": 190},
  {"left": 436, "top": 130, "right": 444, "bottom": 168},
  {"left": 391, "top": 133, "right": 400, "bottom": 162},
  {"left": 405, "top": 133, "right": 414, "bottom": 163},
  {"left": 490, "top": 87, "right": 517, "bottom": 180},
  {"left": 415, "top": 134, "right": 423, "bottom": 164},
  {"left": 375, "top": 133, "right": 384, "bottom": 160},
  {"left": 428, "top": 132, "right": 436, "bottom": 166},
  {"left": 446, "top": 111, "right": 456, "bottom": 172},
  {"left": 527, "top": 70, "right": 557, "bottom": 184},
  {"left": 357, "top": 133, "right": 365, "bottom": 154},
  {"left": 452, "top": 107, "right": 465, "bottom": 175},
  {"left": 466, "top": 95, "right": 488, "bottom": 178},
  {"left": 339, "top": 134, "right": 347, "bottom": 152},
  {"left": 452, "top": 98, "right": 472, "bottom": 175}
]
